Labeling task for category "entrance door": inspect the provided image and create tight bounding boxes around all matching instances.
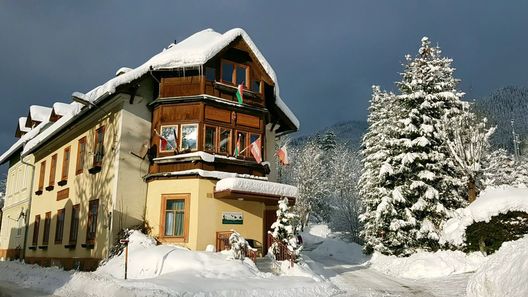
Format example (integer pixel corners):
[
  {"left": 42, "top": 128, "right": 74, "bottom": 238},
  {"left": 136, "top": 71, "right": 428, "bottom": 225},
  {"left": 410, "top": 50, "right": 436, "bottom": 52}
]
[{"left": 263, "top": 209, "right": 277, "bottom": 252}]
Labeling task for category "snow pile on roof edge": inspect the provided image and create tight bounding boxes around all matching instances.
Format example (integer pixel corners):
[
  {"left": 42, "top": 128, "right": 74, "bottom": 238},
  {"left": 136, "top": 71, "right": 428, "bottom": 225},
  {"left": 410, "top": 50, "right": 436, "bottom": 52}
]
[
  {"left": 466, "top": 236, "right": 528, "bottom": 297},
  {"left": 216, "top": 177, "right": 298, "bottom": 197},
  {"left": 440, "top": 186, "right": 528, "bottom": 246}
]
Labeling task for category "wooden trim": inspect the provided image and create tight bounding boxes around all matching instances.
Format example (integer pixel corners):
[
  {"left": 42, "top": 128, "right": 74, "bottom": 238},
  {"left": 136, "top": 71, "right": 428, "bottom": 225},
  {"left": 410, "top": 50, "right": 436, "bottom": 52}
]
[
  {"left": 56, "top": 188, "right": 69, "bottom": 201},
  {"left": 61, "top": 146, "right": 71, "bottom": 181},
  {"left": 49, "top": 154, "right": 57, "bottom": 187},
  {"left": 214, "top": 189, "right": 296, "bottom": 206},
  {"left": 38, "top": 161, "right": 46, "bottom": 192},
  {"left": 55, "top": 208, "right": 65, "bottom": 244},
  {"left": 159, "top": 194, "right": 190, "bottom": 243},
  {"left": 76, "top": 137, "right": 86, "bottom": 175}
]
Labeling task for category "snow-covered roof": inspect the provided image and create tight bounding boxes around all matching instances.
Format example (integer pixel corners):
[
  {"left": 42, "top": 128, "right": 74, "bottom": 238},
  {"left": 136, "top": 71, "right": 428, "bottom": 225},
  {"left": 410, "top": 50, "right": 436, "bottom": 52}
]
[
  {"left": 83, "top": 28, "right": 299, "bottom": 129},
  {"left": 17, "top": 117, "right": 31, "bottom": 133},
  {"left": 26, "top": 105, "right": 52, "bottom": 127},
  {"left": 440, "top": 186, "right": 528, "bottom": 246},
  {"left": 0, "top": 119, "right": 50, "bottom": 164},
  {"left": 52, "top": 102, "right": 76, "bottom": 117},
  {"left": 21, "top": 103, "right": 82, "bottom": 156},
  {"left": 215, "top": 177, "right": 298, "bottom": 198}
]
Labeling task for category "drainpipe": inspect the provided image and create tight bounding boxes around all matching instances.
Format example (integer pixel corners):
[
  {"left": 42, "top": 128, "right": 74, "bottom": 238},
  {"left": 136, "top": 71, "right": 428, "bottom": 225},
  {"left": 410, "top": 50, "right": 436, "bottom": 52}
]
[{"left": 19, "top": 155, "right": 35, "bottom": 260}]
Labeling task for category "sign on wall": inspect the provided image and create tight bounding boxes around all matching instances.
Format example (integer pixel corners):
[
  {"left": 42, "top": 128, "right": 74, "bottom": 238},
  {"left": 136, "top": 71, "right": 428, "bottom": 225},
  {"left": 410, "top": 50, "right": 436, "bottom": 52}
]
[{"left": 222, "top": 212, "right": 243, "bottom": 224}]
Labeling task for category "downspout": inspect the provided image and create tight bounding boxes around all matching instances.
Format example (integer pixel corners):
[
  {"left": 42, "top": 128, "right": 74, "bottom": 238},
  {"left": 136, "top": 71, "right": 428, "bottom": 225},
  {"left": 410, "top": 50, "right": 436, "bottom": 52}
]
[{"left": 19, "top": 155, "right": 35, "bottom": 260}]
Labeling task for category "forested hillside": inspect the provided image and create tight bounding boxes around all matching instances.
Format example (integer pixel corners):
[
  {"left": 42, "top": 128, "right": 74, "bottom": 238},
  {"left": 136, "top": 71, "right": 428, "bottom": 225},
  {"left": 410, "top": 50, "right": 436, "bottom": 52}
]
[{"left": 475, "top": 86, "right": 528, "bottom": 154}]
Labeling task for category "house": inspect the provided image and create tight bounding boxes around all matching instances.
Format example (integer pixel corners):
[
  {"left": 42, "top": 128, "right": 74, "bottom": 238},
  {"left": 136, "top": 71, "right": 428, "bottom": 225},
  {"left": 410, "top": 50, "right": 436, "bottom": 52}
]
[{"left": 0, "top": 28, "right": 298, "bottom": 270}]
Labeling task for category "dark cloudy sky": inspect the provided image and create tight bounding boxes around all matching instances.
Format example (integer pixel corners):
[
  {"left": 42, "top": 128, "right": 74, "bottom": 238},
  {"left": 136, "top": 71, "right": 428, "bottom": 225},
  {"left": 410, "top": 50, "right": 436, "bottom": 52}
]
[{"left": 1, "top": 0, "right": 528, "bottom": 154}]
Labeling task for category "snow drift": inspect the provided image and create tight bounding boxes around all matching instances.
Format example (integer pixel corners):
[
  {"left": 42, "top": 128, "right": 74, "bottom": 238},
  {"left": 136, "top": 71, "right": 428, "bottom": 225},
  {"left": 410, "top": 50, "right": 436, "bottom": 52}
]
[{"left": 466, "top": 236, "right": 528, "bottom": 297}]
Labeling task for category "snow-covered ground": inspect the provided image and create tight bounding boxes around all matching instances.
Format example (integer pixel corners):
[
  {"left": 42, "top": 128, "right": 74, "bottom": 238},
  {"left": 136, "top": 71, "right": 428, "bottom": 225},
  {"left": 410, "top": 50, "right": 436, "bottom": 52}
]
[
  {"left": 0, "top": 231, "right": 337, "bottom": 297},
  {"left": 301, "top": 224, "right": 482, "bottom": 297}
]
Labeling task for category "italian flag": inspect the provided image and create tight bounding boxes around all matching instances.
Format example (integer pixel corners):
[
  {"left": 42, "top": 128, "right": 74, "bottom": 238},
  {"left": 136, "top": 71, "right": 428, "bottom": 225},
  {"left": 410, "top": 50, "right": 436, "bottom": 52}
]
[
  {"left": 234, "top": 134, "right": 241, "bottom": 157},
  {"left": 236, "top": 84, "right": 244, "bottom": 104}
]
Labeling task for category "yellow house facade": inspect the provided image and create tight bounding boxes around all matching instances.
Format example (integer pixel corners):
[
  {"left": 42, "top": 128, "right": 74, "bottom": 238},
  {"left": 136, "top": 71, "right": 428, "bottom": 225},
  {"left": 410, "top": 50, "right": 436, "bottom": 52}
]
[{"left": 0, "top": 28, "right": 299, "bottom": 270}]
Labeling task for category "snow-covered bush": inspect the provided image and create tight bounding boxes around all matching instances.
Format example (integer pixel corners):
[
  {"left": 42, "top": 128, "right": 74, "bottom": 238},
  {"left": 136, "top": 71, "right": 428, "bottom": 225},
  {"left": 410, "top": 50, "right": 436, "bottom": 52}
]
[
  {"left": 269, "top": 197, "right": 302, "bottom": 259},
  {"left": 229, "top": 230, "right": 248, "bottom": 260},
  {"left": 467, "top": 236, "right": 528, "bottom": 297},
  {"left": 440, "top": 186, "right": 528, "bottom": 252},
  {"left": 465, "top": 211, "right": 528, "bottom": 255}
]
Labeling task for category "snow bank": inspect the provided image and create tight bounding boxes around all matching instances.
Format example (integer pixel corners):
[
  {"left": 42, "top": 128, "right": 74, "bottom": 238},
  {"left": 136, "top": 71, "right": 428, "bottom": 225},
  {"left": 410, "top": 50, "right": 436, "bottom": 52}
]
[
  {"left": 441, "top": 186, "right": 528, "bottom": 246},
  {"left": 467, "top": 236, "right": 528, "bottom": 297},
  {"left": 216, "top": 177, "right": 298, "bottom": 198},
  {"left": 97, "top": 231, "right": 260, "bottom": 279},
  {"left": 370, "top": 250, "right": 486, "bottom": 279}
]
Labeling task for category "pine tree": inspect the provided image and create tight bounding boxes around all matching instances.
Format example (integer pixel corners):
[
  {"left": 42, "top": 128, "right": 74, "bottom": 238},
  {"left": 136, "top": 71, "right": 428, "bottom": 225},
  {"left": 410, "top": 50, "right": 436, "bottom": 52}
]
[
  {"left": 483, "top": 149, "right": 528, "bottom": 187},
  {"left": 361, "top": 37, "right": 468, "bottom": 256},
  {"left": 270, "top": 198, "right": 302, "bottom": 258},
  {"left": 359, "top": 86, "right": 398, "bottom": 254}
]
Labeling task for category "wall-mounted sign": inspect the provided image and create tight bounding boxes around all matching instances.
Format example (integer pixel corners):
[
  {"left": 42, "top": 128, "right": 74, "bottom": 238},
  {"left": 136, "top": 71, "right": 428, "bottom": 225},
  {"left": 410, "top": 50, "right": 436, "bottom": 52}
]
[{"left": 222, "top": 212, "right": 243, "bottom": 224}]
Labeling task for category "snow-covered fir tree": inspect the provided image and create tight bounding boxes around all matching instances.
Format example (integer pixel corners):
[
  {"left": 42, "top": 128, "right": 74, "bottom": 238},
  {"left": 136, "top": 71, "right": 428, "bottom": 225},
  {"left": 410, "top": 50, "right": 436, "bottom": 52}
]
[
  {"left": 269, "top": 197, "right": 302, "bottom": 258},
  {"left": 483, "top": 149, "right": 528, "bottom": 187},
  {"left": 359, "top": 86, "right": 399, "bottom": 254},
  {"left": 361, "top": 37, "right": 468, "bottom": 256}
]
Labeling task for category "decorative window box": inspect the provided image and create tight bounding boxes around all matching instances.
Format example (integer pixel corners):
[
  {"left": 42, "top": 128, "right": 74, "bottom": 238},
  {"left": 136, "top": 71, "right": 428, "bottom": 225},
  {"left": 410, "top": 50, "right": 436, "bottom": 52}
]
[
  {"left": 58, "top": 180, "right": 67, "bottom": 186},
  {"left": 28, "top": 246, "right": 37, "bottom": 250},
  {"left": 34, "top": 190, "right": 43, "bottom": 196},
  {"left": 38, "top": 245, "right": 48, "bottom": 250},
  {"left": 81, "top": 243, "right": 95, "bottom": 249},
  {"left": 64, "top": 243, "right": 76, "bottom": 249},
  {"left": 45, "top": 185, "right": 54, "bottom": 191},
  {"left": 88, "top": 165, "right": 101, "bottom": 175}
]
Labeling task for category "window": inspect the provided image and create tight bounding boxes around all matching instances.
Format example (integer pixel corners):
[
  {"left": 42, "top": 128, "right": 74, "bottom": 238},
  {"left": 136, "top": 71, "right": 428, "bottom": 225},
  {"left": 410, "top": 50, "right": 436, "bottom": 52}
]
[
  {"left": 181, "top": 124, "right": 198, "bottom": 151},
  {"left": 161, "top": 194, "right": 189, "bottom": 241},
  {"left": 61, "top": 146, "right": 71, "bottom": 182},
  {"left": 235, "top": 131, "right": 247, "bottom": 157},
  {"left": 42, "top": 212, "right": 51, "bottom": 245},
  {"left": 204, "top": 126, "right": 217, "bottom": 152},
  {"left": 219, "top": 128, "right": 231, "bottom": 154},
  {"left": 221, "top": 60, "right": 250, "bottom": 87},
  {"left": 86, "top": 200, "right": 99, "bottom": 244},
  {"left": 48, "top": 154, "right": 57, "bottom": 188},
  {"left": 76, "top": 137, "right": 86, "bottom": 175},
  {"left": 55, "top": 208, "right": 65, "bottom": 244},
  {"left": 32, "top": 215, "right": 40, "bottom": 246},
  {"left": 251, "top": 80, "right": 262, "bottom": 93},
  {"left": 236, "top": 65, "right": 248, "bottom": 86},
  {"left": 69, "top": 204, "right": 80, "bottom": 244},
  {"left": 205, "top": 67, "right": 216, "bottom": 81},
  {"left": 221, "top": 62, "right": 234, "bottom": 83},
  {"left": 159, "top": 125, "right": 178, "bottom": 152},
  {"left": 93, "top": 126, "right": 105, "bottom": 167},
  {"left": 37, "top": 161, "right": 46, "bottom": 193}
]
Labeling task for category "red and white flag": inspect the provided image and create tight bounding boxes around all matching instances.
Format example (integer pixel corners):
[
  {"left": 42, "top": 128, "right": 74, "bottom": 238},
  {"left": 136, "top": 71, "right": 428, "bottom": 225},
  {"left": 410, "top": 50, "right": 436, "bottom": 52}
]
[
  {"left": 276, "top": 145, "right": 289, "bottom": 165},
  {"left": 250, "top": 137, "right": 262, "bottom": 164}
]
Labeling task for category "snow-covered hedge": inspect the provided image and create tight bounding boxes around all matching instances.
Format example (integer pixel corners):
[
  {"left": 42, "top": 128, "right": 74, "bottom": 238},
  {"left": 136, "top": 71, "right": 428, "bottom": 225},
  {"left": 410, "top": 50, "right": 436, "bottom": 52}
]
[
  {"left": 440, "top": 186, "right": 528, "bottom": 247},
  {"left": 467, "top": 236, "right": 528, "bottom": 297}
]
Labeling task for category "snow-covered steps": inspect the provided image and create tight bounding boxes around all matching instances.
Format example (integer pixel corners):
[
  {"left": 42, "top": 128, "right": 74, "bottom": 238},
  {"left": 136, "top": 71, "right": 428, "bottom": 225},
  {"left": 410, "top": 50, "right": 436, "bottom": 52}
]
[{"left": 255, "top": 257, "right": 279, "bottom": 274}]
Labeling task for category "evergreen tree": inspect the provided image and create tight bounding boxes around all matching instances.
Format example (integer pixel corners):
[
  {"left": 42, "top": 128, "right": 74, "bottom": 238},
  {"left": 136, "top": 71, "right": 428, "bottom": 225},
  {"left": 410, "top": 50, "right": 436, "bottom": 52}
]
[
  {"left": 269, "top": 198, "right": 302, "bottom": 258},
  {"left": 318, "top": 131, "right": 337, "bottom": 153},
  {"left": 359, "top": 86, "right": 398, "bottom": 254},
  {"left": 361, "top": 37, "right": 468, "bottom": 256},
  {"left": 483, "top": 149, "right": 528, "bottom": 187}
]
